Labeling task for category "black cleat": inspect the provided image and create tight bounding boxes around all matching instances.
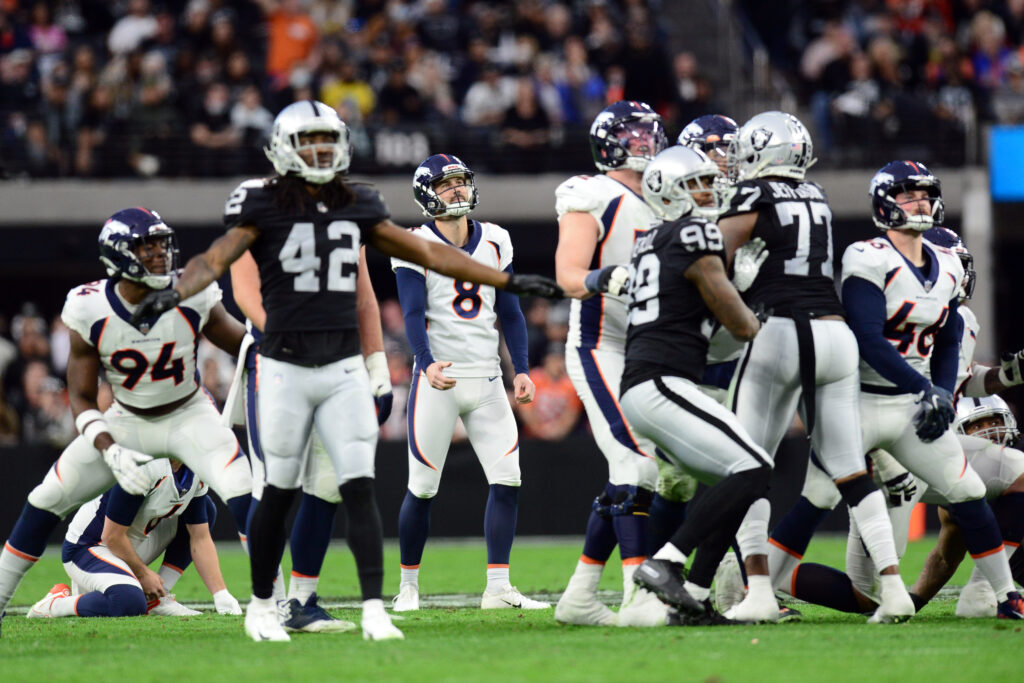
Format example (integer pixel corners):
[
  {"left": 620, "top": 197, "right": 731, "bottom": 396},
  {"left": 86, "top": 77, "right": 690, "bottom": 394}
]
[
  {"left": 777, "top": 605, "right": 803, "bottom": 623},
  {"left": 633, "top": 558, "right": 703, "bottom": 616},
  {"left": 666, "top": 600, "right": 741, "bottom": 626}
]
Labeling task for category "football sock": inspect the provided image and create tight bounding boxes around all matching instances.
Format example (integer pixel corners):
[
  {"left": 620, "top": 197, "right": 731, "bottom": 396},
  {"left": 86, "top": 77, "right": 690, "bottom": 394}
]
[
  {"left": 159, "top": 564, "right": 184, "bottom": 592},
  {"left": 288, "top": 574, "right": 319, "bottom": 603},
  {"left": 248, "top": 485, "right": 297, "bottom": 600},
  {"left": 611, "top": 485, "right": 651, "bottom": 562},
  {"left": 0, "top": 545, "right": 37, "bottom": 615},
  {"left": 484, "top": 484, "right": 519, "bottom": 565},
  {"left": 486, "top": 566, "right": 510, "bottom": 593},
  {"left": 398, "top": 490, "right": 433, "bottom": 567},
  {"left": 791, "top": 563, "right": 865, "bottom": 613},
  {"left": 683, "top": 581, "right": 710, "bottom": 602},
  {"left": 844, "top": 525, "right": 876, "bottom": 597},
  {"left": 653, "top": 542, "right": 687, "bottom": 565},
  {"left": 0, "top": 503, "right": 61, "bottom": 613},
  {"left": 226, "top": 494, "right": 253, "bottom": 539},
  {"left": 647, "top": 493, "right": 687, "bottom": 556},
  {"left": 671, "top": 466, "right": 771, "bottom": 557},
  {"left": 1010, "top": 544, "right": 1024, "bottom": 585},
  {"left": 842, "top": 481, "right": 899, "bottom": 570},
  {"left": 948, "top": 499, "right": 1015, "bottom": 600},
  {"left": 689, "top": 524, "right": 744, "bottom": 588},
  {"left": 400, "top": 566, "right": 419, "bottom": 588},
  {"left": 581, "top": 483, "right": 618, "bottom": 563},
  {"left": 339, "top": 477, "right": 385, "bottom": 602},
  {"left": 735, "top": 497, "right": 772, "bottom": 559},
  {"left": 290, "top": 493, "right": 337, "bottom": 578}
]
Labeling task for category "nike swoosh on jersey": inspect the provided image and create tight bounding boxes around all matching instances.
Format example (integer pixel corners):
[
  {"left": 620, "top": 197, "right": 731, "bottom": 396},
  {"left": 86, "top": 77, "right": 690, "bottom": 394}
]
[{"left": 488, "top": 376, "right": 498, "bottom": 382}]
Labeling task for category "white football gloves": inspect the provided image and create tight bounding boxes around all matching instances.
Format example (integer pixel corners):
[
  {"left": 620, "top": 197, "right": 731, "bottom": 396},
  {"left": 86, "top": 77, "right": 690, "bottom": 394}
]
[
  {"left": 584, "top": 265, "right": 630, "bottom": 296},
  {"left": 999, "top": 349, "right": 1024, "bottom": 387},
  {"left": 365, "top": 351, "right": 392, "bottom": 398},
  {"left": 102, "top": 444, "right": 154, "bottom": 496},
  {"left": 213, "top": 589, "right": 242, "bottom": 615},
  {"left": 731, "top": 237, "right": 769, "bottom": 293}
]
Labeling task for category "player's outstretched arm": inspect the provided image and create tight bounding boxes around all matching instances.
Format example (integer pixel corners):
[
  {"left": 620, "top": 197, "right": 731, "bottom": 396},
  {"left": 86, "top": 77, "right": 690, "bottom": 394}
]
[
  {"left": 684, "top": 254, "right": 761, "bottom": 341},
  {"left": 229, "top": 250, "right": 265, "bottom": 332},
  {"left": 186, "top": 521, "right": 234, "bottom": 605},
  {"left": 202, "top": 303, "right": 247, "bottom": 357},
  {"left": 909, "top": 506, "right": 967, "bottom": 605}
]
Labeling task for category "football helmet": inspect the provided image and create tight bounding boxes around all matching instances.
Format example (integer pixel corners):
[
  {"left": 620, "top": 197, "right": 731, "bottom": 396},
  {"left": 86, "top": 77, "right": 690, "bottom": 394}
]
[
  {"left": 923, "top": 226, "right": 976, "bottom": 301},
  {"left": 869, "top": 160, "right": 944, "bottom": 232},
  {"left": 955, "top": 395, "right": 1019, "bottom": 445},
  {"left": 412, "top": 154, "right": 479, "bottom": 218},
  {"left": 98, "top": 207, "right": 179, "bottom": 290},
  {"left": 589, "top": 100, "right": 668, "bottom": 173},
  {"left": 265, "top": 100, "right": 351, "bottom": 184},
  {"left": 726, "top": 111, "right": 816, "bottom": 182},
  {"left": 678, "top": 114, "right": 738, "bottom": 155},
  {"left": 641, "top": 146, "right": 726, "bottom": 221}
]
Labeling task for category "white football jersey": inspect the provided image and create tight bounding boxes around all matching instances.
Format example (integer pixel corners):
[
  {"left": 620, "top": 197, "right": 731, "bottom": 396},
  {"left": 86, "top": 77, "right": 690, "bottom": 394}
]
[
  {"left": 65, "top": 459, "right": 208, "bottom": 565},
  {"left": 556, "top": 174, "right": 661, "bottom": 352},
  {"left": 956, "top": 305, "right": 979, "bottom": 396},
  {"left": 62, "top": 278, "right": 222, "bottom": 409},
  {"left": 391, "top": 220, "right": 513, "bottom": 377},
  {"left": 841, "top": 237, "right": 964, "bottom": 389}
]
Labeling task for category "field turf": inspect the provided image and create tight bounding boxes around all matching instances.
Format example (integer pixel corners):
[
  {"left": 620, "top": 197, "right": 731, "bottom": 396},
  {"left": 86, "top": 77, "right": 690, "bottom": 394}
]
[{"left": 1, "top": 535, "right": 1020, "bottom": 682}]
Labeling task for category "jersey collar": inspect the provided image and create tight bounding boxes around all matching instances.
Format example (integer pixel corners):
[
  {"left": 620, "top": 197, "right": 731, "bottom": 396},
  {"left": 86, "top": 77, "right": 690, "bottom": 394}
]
[
  {"left": 606, "top": 175, "right": 645, "bottom": 202},
  {"left": 106, "top": 279, "right": 166, "bottom": 332},
  {"left": 173, "top": 465, "right": 194, "bottom": 495},
  {"left": 427, "top": 219, "right": 482, "bottom": 254},
  {"left": 883, "top": 235, "right": 940, "bottom": 291}
]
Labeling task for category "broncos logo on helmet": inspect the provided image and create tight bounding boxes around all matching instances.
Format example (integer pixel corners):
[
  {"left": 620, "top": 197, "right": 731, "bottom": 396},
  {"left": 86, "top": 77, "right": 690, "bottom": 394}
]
[
  {"left": 589, "top": 101, "right": 668, "bottom": 173},
  {"left": 98, "top": 207, "right": 179, "bottom": 290},
  {"left": 412, "top": 154, "right": 479, "bottom": 218}
]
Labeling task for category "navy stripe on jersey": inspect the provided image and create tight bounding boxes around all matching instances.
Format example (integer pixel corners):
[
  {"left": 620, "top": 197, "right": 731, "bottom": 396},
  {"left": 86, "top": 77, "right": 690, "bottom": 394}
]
[
  {"left": 105, "top": 279, "right": 135, "bottom": 325},
  {"left": 407, "top": 370, "right": 437, "bottom": 469},
  {"left": 588, "top": 196, "right": 623, "bottom": 270},
  {"left": 179, "top": 306, "right": 202, "bottom": 386},
  {"left": 245, "top": 361, "right": 264, "bottom": 462},
  {"left": 427, "top": 219, "right": 482, "bottom": 254},
  {"left": 576, "top": 347, "right": 648, "bottom": 457},
  {"left": 654, "top": 377, "right": 769, "bottom": 467},
  {"left": 89, "top": 318, "right": 108, "bottom": 346},
  {"left": 883, "top": 267, "right": 900, "bottom": 289},
  {"left": 487, "top": 240, "right": 501, "bottom": 262},
  {"left": 883, "top": 236, "right": 940, "bottom": 289},
  {"left": 579, "top": 297, "right": 602, "bottom": 348},
  {"left": 75, "top": 490, "right": 114, "bottom": 551},
  {"left": 68, "top": 546, "right": 135, "bottom": 577}
]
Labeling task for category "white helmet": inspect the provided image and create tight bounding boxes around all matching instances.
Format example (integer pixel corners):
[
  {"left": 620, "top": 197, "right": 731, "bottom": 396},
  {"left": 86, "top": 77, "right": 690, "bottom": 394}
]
[
  {"left": 727, "top": 111, "right": 816, "bottom": 182},
  {"left": 265, "top": 100, "right": 351, "bottom": 184},
  {"left": 955, "top": 395, "right": 1019, "bottom": 445},
  {"left": 641, "top": 146, "right": 726, "bottom": 221}
]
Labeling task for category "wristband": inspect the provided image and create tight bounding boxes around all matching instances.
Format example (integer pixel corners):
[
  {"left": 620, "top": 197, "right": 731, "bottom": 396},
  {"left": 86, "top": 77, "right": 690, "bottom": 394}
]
[
  {"left": 84, "top": 419, "right": 111, "bottom": 448},
  {"left": 75, "top": 409, "right": 104, "bottom": 435}
]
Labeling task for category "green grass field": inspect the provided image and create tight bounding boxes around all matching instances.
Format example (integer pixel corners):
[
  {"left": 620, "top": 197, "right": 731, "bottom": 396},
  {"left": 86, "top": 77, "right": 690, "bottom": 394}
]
[{"left": 1, "top": 535, "right": 1020, "bottom": 682}]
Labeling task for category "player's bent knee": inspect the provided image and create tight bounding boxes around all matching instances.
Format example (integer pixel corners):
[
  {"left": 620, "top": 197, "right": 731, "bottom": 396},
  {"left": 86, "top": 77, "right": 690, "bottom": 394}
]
[
  {"left": 106, "top": 584, "right": 147, "bottom": 617},
  {"left": 27, "top": 480, "right": 72, "bottom": 519},
  {"left": 609, "top": 486, "right": 654, "bottom": 516},
  {"left": 262, "top": 454, "right": 303, "bottom": 490},
  {"left": 944, "top": 469, "right": 987, "bottom": 503}
]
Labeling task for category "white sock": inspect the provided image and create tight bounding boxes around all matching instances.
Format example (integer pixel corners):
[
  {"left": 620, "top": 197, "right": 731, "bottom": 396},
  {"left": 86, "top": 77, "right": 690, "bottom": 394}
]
[
  {"left": 768, "top": 543, "right": 800, "bottom": 593},
  {"left": 972, "top": 545, "right": 1015, "bottom": 601},
  {"left": 848, "top": 490, "right": 899, "bottom": 571},
  {"left": 362, "top": 598, "right": 386, "bottom": 617},
  {"left": 683, "top": 581, "right": 710, "bottom": 603},
  {"left": 288, "top": 573, "right": 318, "bottom": 603},
  {"left": 272, "top": 566, "right": 286, "bottom": 602},
  {"left": 0, "top": 544, "right": 37, "bottom": 614},
  {"left": 486, "top": 566, "right": 510, "bottom": 593},
  {"left": 50, "top": 594, "right": 78, "bottom": 618},
  {"left": 735, "top": 498, "right": 771, "bottom": 558},
  {"left": 653, "top": 543, "right": 688, "bottom": 565},
  {"left": 159, "top": 564, "right": 184, "bottom": 592},
  {"left": 565, "top": 559, "right": 604, "bottom": 595},
  {"left": 747, "top": 574, "right": 773, "bottom": 598},
  {"left": 400, "top": 566, "right": 419, "bottom": 588},
  {"left": 249, "top": 595, "right": 274, "bottom": 611},
  {"left": 238, "top": 533, "right": 249, "bottom": 556}
]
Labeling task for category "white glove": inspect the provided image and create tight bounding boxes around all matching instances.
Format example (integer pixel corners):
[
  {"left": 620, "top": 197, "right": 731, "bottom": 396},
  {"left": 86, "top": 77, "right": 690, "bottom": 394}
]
[
  {"left": 998, "top": 349, "right": 1024, "bottom": 387},
  {"left": 213, "top": 589, "right": 242, "bottom": 615},
  {"left": 101, "top": 444, "right": 154, "bottom": 496},
  {"left": 731, "top": 237, "right": 769, "bottom": 293},
  {"left": 365, "top": 351, "right": 392, "bottom": 398},
  {"left": 584, "top": 265, "right": 630, "bottom": 296}
]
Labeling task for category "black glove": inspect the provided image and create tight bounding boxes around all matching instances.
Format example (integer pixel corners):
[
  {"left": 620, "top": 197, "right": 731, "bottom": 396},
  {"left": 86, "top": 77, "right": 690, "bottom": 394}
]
[
  {"left": 374, "top": 392, "right": 393, "bottom": 425},
  {"left": 750, "top": 302, "right": 773, "bottom": 325},
  {"left": 883, "top": 471, "right": 918, "bottom": 507},
  {"left": 506, "top": 273, "right": 564, "bottom": 299},
  {"left": 913, "top": 385, "right": 956, "bottom": 443},
  {"left": 129, "top": 288, "right": 181, "bottom": 329}
]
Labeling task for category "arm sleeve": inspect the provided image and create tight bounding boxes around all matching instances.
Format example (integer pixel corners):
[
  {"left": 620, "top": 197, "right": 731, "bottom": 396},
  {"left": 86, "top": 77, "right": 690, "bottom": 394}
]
[
  {"left": 842, "top": 276, "right": 930, "bottom": 395},
  {"left": 394, "top": 267, "right": 435, "bottom": 371},
  {"left": 181, "top": 494, "right": 210, "bottom": 525},
  {"left": 105, "top": 486, "right": 146, "bottom": 527},
  {"left": 495, "top": 265, "right": 529, "bottom": 375},
  {"left": 929, "top": 298, "right": 962, "bottom": 393}
]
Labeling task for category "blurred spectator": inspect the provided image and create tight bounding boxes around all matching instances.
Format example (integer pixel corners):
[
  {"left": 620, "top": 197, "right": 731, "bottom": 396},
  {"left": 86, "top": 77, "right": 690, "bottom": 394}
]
[
  {"left": 198, "top": 339, "right": 234, "bottom": 407},
  {"left": 129, "top": 51, "right": 178, "bottom": 177},
  {"left": 517, "top": 343, "right": 582, "bottom": 441},
  {"left": 380, "top": 298, "right": 412, "bottom": 363},
  {"left": 21, "top": 372, "right": 75, "bottom": 448},
  {"left": 189, "top": 81, "right": 241, "bottom": 176},
  {"left": 672, "top": 51, "right": 714, "bottom": 127},
  {"left": 107, "top": 0, "right": 157, "bottom": 56},
  {"left": 0, "top": 385, "right": 19, "bottom": 445},
  {"left": 500, "top": 77, "right": 551, "bottom": 171},
  {"left": 320, "top": 60, "right": 376, "bottom": 119},
  {"left": 28, "top": 1, "right": 68, "bottom": 78},
  {"left": 49, "top": 316, "right": 69, "bottom": 376},
  {"left": 231, "top": 84, "right": 274, "bottom": 168},
  {"left": 3, "top": 311, "right": 52, "bottom": 412},
  {"left": 258, "top": 0, "right": 319, "bottom": 87},
  {"left": 376, "top": 62, "right": 426, "bottom": 125},
  {"left": 524, "top": 299, "right": 551, "bottom": 368},
  {"left": 379, "top": 341, "right": 412, "bottom": 441},
  {"left": 970, "top": 10, "right": 1012, "bottom": 91},
  {"left": 463, "top": 63, "right": 514, "bottom": 126},
  {"left": 993, "top": 52, "right": 1024, "bottom": 122},
  {"left": 619, "top": 21, "right": 672, "bottom": 110}
]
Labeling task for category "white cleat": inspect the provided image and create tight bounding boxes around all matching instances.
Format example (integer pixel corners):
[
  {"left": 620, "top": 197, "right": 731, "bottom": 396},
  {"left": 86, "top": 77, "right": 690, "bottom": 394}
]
[
  {"left": 713, "top": 552, "right": 746, "bottom": 615},
  {"left": 554, "top": 586, "right": 617, "bottom": 626},
  {"left": 617, "top": 586, "right": 668, "bottom": 627},
  {"left": 481, "top": 584, "right": 551, "bottom": 610},
  {"left": 956, "top": 580, "right": 998, "bottom": 619},
  {"left": 724, "top": 591, "right": 780, "bottom": 623},
  {"left": 362, "top": 601, "right": 405, "bottom": 641},
  {"left": 27, "top": 584, "right": 71, "bottom": 618},
  {"left": 867, "top": 575, "right": 915, "bottom": 624},
  {"left": 244, "top": 598, "right": 290, "bottom": 642},
  {"left": 391, "top": 584, "right": 420, "bottom": 612},
  {"left": 149, "top": 595, "right": 201, "bottom": 616}
]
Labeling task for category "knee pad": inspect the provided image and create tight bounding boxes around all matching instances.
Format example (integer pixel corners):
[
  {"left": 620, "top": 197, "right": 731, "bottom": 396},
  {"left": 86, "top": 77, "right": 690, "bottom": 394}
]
[
  {"left": 802, "top": 458, "right": 842, "bottom": 510},
  {"left": 608, "top": 486, "right": 654, "bottom": 517},
  {"left": 27, "top": 477, "right": 73, "bottom": 519},
  {"left": 656, "top": 460, "right": 698, "bottom": 503},
  {"left": 943, "top": 467, "right": 988, "bottom": 504},
  {"left": 106, "top": 584, "right": 147, "bottom": 617},
  {"left": 837, "top": 474, "right": 877, "bottom": 507},
  {"left": 592, "top": 490, "right": 615, "bottom": 518},
  {"left": 263, "top": 452, "right": 303, "bottom": 490}
]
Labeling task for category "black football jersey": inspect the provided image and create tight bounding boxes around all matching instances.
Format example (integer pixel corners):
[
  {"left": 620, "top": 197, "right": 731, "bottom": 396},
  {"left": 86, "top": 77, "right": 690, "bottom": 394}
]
[
  {"left": 621, "top": 216, "right": 724, "bottom": 395},
  {"left": 720, "top": 177, "right": 845, "bottom": 318},
  {"left": 223, "top": 178, "right": 390, "bottom": 364}
]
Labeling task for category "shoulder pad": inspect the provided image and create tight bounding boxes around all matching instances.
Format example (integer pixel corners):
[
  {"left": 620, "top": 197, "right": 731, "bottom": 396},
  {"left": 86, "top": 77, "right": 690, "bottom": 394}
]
[
  {"left": 841, "top": 239, "right": 891, "bottom": 288},
  {"left": 555, "top": 176, "right": 603, "bottom": 217}
]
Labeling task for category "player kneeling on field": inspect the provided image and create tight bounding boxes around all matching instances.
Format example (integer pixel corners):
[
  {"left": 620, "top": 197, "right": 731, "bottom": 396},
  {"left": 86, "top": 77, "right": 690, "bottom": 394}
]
[{"left": 27, "top": 458, "right": 241, "bottom": 619}]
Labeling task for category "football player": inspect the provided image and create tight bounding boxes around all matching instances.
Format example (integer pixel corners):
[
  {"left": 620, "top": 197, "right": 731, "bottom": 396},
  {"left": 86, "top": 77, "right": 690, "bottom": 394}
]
[
  {"left": 717, "top": 113, "right": 913, "bottom": 623},
  {"left": 622, "top": 145, "right": 771, "bottom": 625},
  {"left": 25, "top": 458, "right": 242, "bottom": 620},
  {"left": 129, "top": 100, "right": 562, "bottom": 642},
  {"left": 226, "top": 241, "right": 393, "bottom": 633},
  {"left": 0, "top": 208, "right": 253, "bottom": 636},
  {"left": 677, "top": 114, "right": 738, "bottom": 175},
  {"left": 391, "top": 154, "right": 549, "bottom": 612},
  {"left": 552, "top": 100, "right": 670, "bottom": 627}
]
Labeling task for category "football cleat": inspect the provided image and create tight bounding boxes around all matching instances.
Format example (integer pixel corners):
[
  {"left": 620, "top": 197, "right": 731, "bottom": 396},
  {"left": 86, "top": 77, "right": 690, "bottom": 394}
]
[
  {"left": 362, "top": 601, "right": 404, "bottom": 641},
  {"left": 617, "top": 585, "right": 668, "bottom": 627},
  {"left": 632, "top": 558, "right": 703, "bottom": 617},
  {"left": 712, "top": 551, "right": 746, "bottom": 614},
  {"left": 281, "top": 593, "right": 356, "bottom": 633},
  {"left": 481, "top": 585, "right": 551, "bottom": 610},
  {"left": 724, "top": 590, "right": 780, "bottom": 623},
  {"left": 667, "top": 599, "right": 741, "bottom": 626},
  {"left": 955, "top": 579, "right": 998, "bottom": 618},
  {"left": 997, "top": 591, "right": 1024, "bottom": 620},
  {"left": 391, "top": 584, "right": 420, "bottom": 612},
  {"left": 867, "top": 575, "right": 915, "bottom": 624},
  {"left": 554, "top": 587, "right": 617, "bottom": 626},
  {"left": 244, "top": 598, "right": 291, "bottom": 642},
  {"left": 27, "top": 584, "right": 71, "bottom": 618},
  {"left": 148, "top": 595, "right": 201, "bottom": 616}
]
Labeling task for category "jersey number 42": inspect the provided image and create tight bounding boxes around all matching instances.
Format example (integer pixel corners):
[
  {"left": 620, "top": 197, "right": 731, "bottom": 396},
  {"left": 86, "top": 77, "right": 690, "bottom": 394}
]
[{"left": 278, "top": 221, "right": 359, "bottom": 293}]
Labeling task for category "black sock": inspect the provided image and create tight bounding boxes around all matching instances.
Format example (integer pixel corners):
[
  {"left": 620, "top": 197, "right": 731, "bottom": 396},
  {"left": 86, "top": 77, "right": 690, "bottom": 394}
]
[
  {"left": 339, "top": 477, "right": 385, "bottom": 602},
  {"left": 248, "top": 485, "right": 297, "bottom": 599},
  {"left": 791, "top": 563, "right": 866, "bottom": 613},
  {"left": 1011, "top": 545, "right": 1024, "bottom": 586},
  {"left": 670, "top": 465, "right": 770, "bottom": 556}
]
